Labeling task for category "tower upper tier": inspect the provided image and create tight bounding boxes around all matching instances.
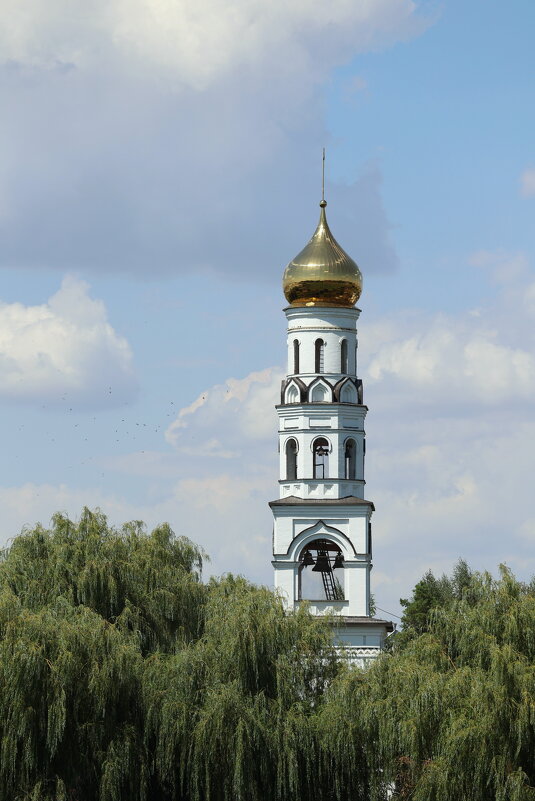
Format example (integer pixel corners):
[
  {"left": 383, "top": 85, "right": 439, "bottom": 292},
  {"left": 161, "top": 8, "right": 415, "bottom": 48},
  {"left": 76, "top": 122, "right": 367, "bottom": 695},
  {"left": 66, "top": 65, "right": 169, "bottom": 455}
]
[{"left": 282, "top": 200, "right": 362, "bottom": 308}]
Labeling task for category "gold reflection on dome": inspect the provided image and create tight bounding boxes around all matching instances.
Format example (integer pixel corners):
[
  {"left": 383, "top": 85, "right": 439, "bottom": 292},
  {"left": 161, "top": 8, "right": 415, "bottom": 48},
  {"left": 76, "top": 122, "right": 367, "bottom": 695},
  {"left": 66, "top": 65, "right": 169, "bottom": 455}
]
[{"left": 282, "top": 200, "right": 362, "bottom": 308}]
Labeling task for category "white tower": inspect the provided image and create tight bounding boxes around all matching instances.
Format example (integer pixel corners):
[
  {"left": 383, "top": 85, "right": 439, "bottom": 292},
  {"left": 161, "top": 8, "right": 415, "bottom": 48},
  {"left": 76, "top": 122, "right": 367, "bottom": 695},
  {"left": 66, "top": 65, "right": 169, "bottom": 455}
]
[{"left": 271, "top": 194, "right": 393, "bottom": 664}]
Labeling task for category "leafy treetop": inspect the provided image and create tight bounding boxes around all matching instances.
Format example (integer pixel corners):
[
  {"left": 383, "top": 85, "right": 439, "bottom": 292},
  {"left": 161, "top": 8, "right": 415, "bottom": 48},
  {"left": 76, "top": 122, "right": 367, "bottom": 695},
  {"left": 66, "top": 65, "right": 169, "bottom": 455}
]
[{"left": 0, "top": 510, "right": 533, "bottom": 801}]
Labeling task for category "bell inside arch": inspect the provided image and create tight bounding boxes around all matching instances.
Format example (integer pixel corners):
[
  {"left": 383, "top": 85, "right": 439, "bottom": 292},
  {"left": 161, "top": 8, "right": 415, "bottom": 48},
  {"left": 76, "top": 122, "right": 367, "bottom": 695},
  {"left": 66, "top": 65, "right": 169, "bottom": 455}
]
[
  {"left": 333, "top": 552, "right": 344, "bottom": 570},
  {"left": 298, "top": 538, "right": 345, "bottom": 602},
  {"left": 312, "top": 553, "right": 331, "bottom": 573}
]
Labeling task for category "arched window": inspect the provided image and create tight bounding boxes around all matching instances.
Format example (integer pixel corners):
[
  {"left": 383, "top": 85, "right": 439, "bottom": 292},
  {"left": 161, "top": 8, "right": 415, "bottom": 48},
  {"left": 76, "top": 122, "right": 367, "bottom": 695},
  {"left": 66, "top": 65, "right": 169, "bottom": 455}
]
[
  {"left": 286, "top": 439, "right": 297, "bottom": 480},
  {"left": 315, "top": 339, "right": 325, "bottom": 373},
  {"left": 340, "top": 381, "right": 357, "bottom": 403},
  {"left": 310, "top": 383, "right": 328, "bottom": 403},
  {"left": 340, "top": 339, "right": 348, "bottom": 374},
  {"left": 355, "top": 344, "right": 358, "bottom": 375},
  {"left": 313, "top": 437, "right": 329, "bottom": 479},
  {"left": 299, "top": 538, "right": 344, "bottom": 601},
  {"left": 285, "top": 384, "right": 299, "bottom": 404},
  {"left": 293, "top": 339, "right": 300, "bottom": 374},
  {"left": 345, "top": 439, "right": 356, "bottom": 480}
]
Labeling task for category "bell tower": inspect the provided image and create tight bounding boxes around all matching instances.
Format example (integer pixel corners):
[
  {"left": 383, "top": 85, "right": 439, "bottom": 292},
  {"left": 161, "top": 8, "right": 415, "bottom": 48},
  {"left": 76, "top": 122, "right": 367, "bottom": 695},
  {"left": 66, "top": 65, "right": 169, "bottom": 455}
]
[{"left": 270, "top": 184, "right": 393, "bottom": 663}]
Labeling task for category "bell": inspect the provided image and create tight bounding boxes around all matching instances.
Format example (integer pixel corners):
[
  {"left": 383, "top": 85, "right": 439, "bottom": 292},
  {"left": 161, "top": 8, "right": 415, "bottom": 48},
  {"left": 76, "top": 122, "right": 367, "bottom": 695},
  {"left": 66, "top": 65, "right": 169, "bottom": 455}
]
[
  {"left": 302, "top": 550, "right": 314, "bottom": 567},
  {"left": 312, "top": 554, "right": 331, "bottom": 572},
  {"left": 333, "top": 552, "right": 344, "bottom": 570}
]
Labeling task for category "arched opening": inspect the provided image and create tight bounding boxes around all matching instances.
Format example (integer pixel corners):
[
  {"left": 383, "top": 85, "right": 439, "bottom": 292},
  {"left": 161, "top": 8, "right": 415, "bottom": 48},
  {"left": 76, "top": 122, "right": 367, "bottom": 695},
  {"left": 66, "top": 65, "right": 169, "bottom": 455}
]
[
  {"left": 315, "top": 339, "right": 325, "bottom": 373},
  {"left": 310, "top": 383, "right": 329, "bottom": 403},
  {"left": 355, "top": 344, "right": 358, "bottom": 375},
  {"left": 344, "top": 439, "right": 356, "bottom": 480},
  {"left": 293, "top": 339, "right": 300, "bottom": 374},
  {"left": 340, "top": 381, "right": 357, "bottom": 403},
  {"left": 285, "top": 384, "right": 299, "bottom": 404},
  {"left": 299, "top": 538, "right": 344, "bottom": 600},
  {"left": 313, "top": 437, "right": 329, "bottom": 479},
  {"left": 285, "top": 439, "right": 297, "bottom": 480},
  {"left": 340, "top": 339, "right": 348, "bottom": 374}
]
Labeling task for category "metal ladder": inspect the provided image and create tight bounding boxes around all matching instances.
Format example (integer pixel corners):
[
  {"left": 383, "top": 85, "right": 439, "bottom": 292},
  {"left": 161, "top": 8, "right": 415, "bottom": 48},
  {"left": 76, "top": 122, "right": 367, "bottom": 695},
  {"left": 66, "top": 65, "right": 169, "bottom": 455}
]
[{"left": 317, "top": 547, "right": 337, "bottom": 600}]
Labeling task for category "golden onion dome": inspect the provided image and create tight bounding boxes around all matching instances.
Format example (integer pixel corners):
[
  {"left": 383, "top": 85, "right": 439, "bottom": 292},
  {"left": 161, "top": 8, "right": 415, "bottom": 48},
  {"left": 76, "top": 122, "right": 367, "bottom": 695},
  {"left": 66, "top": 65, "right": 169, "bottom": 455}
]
[{"left": 282, "top": 200, "right": 362, "bottom": 308}]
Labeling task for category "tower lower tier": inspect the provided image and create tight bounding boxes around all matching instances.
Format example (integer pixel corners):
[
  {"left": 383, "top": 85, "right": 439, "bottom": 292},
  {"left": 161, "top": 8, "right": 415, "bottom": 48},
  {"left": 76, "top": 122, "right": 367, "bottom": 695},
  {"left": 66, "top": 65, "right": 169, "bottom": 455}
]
[{"left": 270, "top": 495, "right": 374, "bottom": 618}]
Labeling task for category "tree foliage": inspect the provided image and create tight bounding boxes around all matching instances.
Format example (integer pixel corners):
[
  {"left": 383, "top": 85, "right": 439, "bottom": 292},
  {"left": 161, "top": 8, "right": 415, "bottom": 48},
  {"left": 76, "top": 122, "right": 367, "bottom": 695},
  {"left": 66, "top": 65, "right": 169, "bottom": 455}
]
[
  {"left": 1, "top": 508, "right": 205, "bottom": 653},
  {"left": 0, "top": 510, "right": 534, "bottom": 801},
  {"left": 0, "top": 509, "right": 344, "bottom": 801},
  {"left": 324, "top": 564, "right": 535, "bottom": 801},
  {"left": 399, "top": 558, "right": 474, "bottom": 637}
]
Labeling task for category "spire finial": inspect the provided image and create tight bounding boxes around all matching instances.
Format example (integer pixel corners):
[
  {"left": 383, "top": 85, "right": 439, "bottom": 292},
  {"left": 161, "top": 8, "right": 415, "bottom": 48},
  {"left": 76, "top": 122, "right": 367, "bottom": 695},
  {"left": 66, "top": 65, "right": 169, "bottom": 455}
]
[{"left": 321, "top": 148, "right": 326, "bottom": 207}]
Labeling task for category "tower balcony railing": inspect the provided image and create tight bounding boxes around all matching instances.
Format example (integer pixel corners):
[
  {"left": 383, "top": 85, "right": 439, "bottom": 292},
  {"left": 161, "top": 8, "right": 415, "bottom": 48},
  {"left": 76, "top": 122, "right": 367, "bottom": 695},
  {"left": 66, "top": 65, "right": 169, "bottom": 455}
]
[
  {"left": 296, "top": 599, "right": 349, "bottom": 615},
  {"left": 336, "top": 645, "right": 382, "bottom": 666},
  {"left": 279, "top": 479, "right": 364, "bottom": 500}
]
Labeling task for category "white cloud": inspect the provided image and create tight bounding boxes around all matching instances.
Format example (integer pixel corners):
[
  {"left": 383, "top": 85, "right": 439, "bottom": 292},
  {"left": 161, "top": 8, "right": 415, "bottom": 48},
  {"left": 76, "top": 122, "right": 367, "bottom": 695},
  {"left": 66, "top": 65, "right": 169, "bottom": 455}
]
[
  {"left": 0, "top": 0, "right": 429, "bottom": 87},
  {"left": 166, "top": 367, "right": 283, "bottom": 453},
  {"left": 363, "top": 253, "right": 535, "bottom": 412},
  {"left": 367, "top": 412, "right": 535, "bottom": 600},
  {"left": 0, "top": 276, "right": 136, "bottom": 406},
  {"left": 0, "top": 0, "right": 416, "bottom": 279},
  {"left": 366, "top": 319, "right": 535, "bottom": 407},
  {"left": 520, "top": 167, "right": 535, "bottom": 197},
  {"left": 0, "top": 476, "right": 274, "bottom": 585}
]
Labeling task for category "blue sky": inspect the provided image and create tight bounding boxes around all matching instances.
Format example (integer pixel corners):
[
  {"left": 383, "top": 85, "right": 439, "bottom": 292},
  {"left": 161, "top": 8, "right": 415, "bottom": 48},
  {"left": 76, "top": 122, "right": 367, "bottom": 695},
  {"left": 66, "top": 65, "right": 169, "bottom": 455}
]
[{"left": 1, "top": 0, "right": 534, "bottom": 617}]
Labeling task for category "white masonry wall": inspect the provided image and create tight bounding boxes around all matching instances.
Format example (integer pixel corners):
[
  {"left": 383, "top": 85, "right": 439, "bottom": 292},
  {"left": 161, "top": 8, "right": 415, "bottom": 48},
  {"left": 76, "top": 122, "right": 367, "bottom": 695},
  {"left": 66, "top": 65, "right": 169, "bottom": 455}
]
[
  {"left": 272, "top": 303, "right": 373, "bottom": 620},
  {"left": 285, "top": 306, "right": 360, "bottom": 379}
]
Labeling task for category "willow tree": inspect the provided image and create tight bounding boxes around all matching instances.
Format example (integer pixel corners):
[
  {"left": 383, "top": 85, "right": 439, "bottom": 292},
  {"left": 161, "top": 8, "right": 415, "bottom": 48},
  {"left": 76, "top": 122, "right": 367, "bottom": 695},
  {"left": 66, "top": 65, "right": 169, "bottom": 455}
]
[
  {"left": 3, "top": 510, "right": 533, "bottom": 801},
  {"left": 0, "top": 509, "right": 353, "bottom": 801},
  {"left": 142, "top": 574, "right": 354, "bottom": 801},
  {"left": 1, "top": 507, "right": 206, "bottom": 653},
  {"left": 0, "top": 508, "right": 206, "bottom": 801},
  {"left": 322, "top": 565, "right": 535, "bottom": 801}
]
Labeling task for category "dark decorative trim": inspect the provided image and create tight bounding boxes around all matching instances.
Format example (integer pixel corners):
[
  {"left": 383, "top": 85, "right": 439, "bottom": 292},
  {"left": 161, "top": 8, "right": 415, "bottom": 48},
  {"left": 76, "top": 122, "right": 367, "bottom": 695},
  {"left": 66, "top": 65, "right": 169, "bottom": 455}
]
[
  {"left": 278, "top": 478, "right": 365, "bottom": 484},
  {"left": 280, "top": 376, "right": 308, "bottom": 404},
  {"left": 288, "top": 519, "right": 357, "bottom": 556},
  {"left": 333, "top": 376, "right": 357, "bottom": 402},
  {"left": 335, "top": 617, "right": 395, "bottom": 632},
  {"left": 307, "top": 376, "right": 334, "bottom": 403},
  {"left": 269, "top": 495, "right": 374, "bottom": 510}
]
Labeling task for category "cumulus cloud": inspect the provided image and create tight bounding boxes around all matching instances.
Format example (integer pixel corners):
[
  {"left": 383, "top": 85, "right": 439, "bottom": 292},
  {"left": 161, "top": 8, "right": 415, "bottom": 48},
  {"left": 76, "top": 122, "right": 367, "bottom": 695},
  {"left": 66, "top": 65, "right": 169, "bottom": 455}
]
[
  {"left": 166, "top": 367, "right": 283, "bottom": 455},
  {"left": 363, "top": 252, "right": 535, "bottom": 413},
  {"left": 0, "top": 476, "right": 274, "bottom": 585},
  {"left": 365, "top": 316, "right": 535, "bottom": 408},
  {"left": 367, "top": 411, "right": 535, "bottom": 608},
  {"left": 0, "top": 276, "right": 136, "bottom": 406},
  {"left": 0, "top": 0, "right": 428, "bottom": 85},
  {"left": 520, "top": 167, "right": 535, "bottom": 197},
  {"left": 0, "top": 0, "right": 429, "bottom": 278}
]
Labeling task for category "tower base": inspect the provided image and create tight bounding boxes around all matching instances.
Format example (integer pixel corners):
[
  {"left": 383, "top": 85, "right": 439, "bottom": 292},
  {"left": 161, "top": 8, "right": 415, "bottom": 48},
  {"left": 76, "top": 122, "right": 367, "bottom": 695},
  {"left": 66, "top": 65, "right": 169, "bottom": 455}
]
[{"left": 333, "top": 616, "right": 395, "bottom": 667}]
